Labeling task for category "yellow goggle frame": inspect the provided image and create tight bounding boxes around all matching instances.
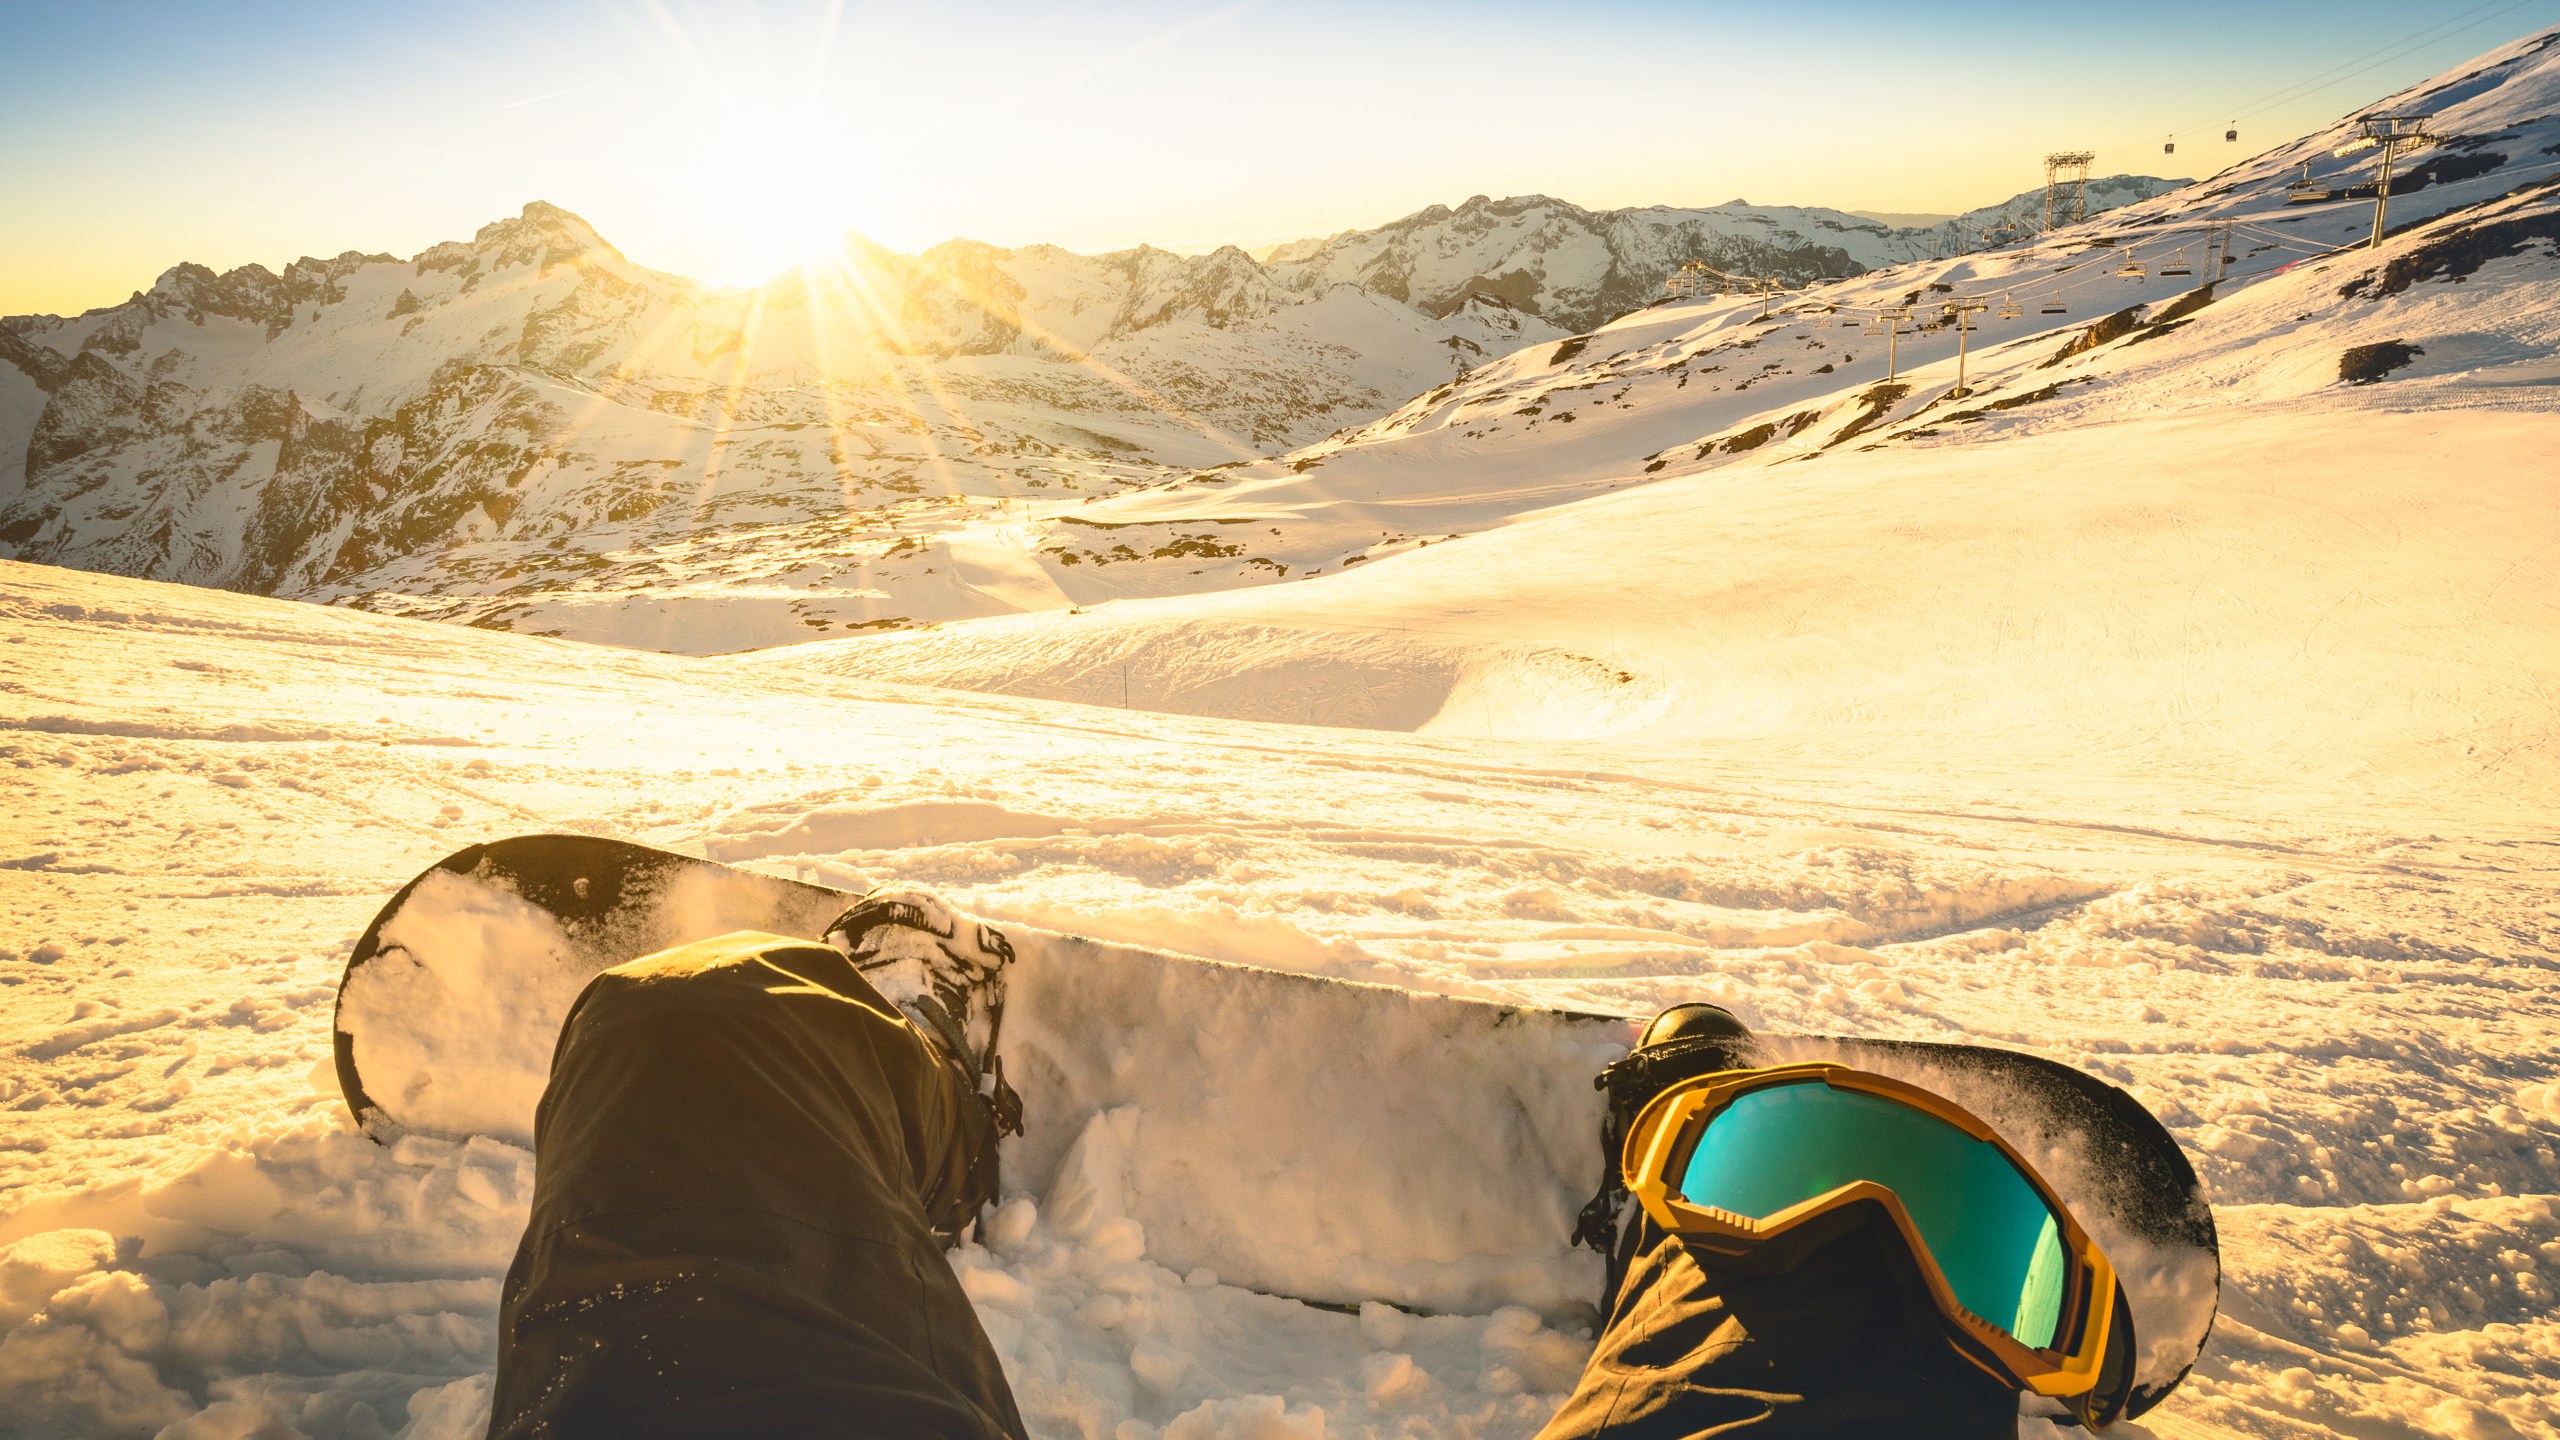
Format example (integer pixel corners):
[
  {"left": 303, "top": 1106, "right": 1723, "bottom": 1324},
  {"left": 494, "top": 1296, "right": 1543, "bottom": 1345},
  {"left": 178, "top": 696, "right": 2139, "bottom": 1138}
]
[{"left": 1623, "top": 1062, "right": 2126, "bottom": 1422}]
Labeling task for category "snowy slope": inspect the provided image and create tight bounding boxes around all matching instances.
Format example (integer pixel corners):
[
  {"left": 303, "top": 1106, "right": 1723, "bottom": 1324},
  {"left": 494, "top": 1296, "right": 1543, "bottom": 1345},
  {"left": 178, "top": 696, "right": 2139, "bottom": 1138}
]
[
  {"left": 750, "top": 403, "right": 2560, "bottom": 818},
  {"left": 1, "top": 555, "right": 2553, "bottom": 1440}
]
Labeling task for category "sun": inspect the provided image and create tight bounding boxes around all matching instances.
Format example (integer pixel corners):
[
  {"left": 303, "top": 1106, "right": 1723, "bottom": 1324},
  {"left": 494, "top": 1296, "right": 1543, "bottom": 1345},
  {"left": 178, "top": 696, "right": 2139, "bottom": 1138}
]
[{"left": 700, "top": 124, "right": 870, "bottom": 288}]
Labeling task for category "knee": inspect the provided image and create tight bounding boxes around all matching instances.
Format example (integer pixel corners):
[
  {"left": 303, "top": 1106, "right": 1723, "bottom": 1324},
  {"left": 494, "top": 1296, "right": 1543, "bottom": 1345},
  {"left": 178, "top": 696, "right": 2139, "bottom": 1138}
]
[
  {"left": 557, "top": 965, "right": 698, "bottom": 1046},
  {"left": 564, "top": 931, "right": 795, "bottom": 1026}
]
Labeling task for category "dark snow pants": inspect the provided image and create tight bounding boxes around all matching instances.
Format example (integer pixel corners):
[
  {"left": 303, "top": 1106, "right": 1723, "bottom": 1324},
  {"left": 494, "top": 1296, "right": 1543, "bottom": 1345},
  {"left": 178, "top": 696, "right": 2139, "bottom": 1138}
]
[
  {"left": 1533, "top": 1210, "right": 2020, "bottom": 1439},
  {"left": 487, "top": 929, "right": 2013, "bottom": 1440},
  {"left": 486, "top": 930, "right": 1025, "bottom": 1440}
]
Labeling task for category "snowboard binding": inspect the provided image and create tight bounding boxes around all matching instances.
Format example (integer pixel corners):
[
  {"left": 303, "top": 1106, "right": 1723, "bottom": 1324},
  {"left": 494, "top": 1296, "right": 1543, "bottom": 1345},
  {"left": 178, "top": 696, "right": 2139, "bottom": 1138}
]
[
  {"left": 1573, "top": 1003, "right": 1759, "bottom": 1297},
  {"left": 826, "top": 889, "right": 1028, "bottom": 1142}
]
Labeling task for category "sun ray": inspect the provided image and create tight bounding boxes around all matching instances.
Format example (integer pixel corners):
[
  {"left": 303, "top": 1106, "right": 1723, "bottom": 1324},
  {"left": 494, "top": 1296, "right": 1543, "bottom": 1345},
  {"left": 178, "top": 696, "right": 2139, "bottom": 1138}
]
[
  {"left": 807, "top": 243, "right": 1013, "bottom": 510},
  {"left": 792, "top": 253, "right": 907, "bottom": 526},
  {"left": 696, "top": 281, "right": 784, "bottom": 525},
  {"left": 635, "top": 0, "right": 720, "bottom": 85},
  {"left": 803, "top": 0, "right": 846, "bottom": 103},
  {"left": 499, "top": 259, "right": 718, "bottom": 528},
  {"left": 472, "top": 0, "right": 1281, "bottom": 590},
  {"left": 898, "top": 241, "right": 1266, "bottom": 465}
]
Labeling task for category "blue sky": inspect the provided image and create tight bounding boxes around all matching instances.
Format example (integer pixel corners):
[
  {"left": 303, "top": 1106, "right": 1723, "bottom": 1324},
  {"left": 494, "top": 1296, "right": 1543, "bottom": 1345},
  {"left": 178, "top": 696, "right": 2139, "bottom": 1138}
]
[{"left": 3, "top": 0, "right": 2555, "bottom": 313}]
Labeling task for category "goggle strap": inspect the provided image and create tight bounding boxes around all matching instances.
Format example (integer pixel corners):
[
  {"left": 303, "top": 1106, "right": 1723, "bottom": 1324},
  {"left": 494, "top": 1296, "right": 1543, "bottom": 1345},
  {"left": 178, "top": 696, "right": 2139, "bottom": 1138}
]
[
  {"left": 1595, "top": 1034, "right": 1756, "bottom": 1105},
  {"left": 1577, "top": 1035, "right": 1761, "bottom": 1294}
]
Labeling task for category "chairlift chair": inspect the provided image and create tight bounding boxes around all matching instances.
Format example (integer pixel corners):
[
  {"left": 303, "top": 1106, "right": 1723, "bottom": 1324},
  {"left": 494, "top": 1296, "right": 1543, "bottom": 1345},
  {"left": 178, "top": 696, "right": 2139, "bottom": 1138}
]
[
  {"left": 1996, "top": 295, "right": 2024, "bottom": 319},
  {"left": 2161, "top": 248, "right": 2194, "bottom": 278},
  {"left": 2039, "top": 295, "right": 2069, "bottom": 314},
  {"left": 2115, "top": 255, "right": 2149, "bottom": 279},
  {"left": 2284, "top": 162, "right": 2326, "bottom": 204}
]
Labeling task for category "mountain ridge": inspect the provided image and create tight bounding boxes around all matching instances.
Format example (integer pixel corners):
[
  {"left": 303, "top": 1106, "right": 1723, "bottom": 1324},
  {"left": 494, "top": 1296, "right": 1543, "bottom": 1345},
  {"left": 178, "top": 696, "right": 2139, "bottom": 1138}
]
[{"left": 0, "top": 176, "right": 2180, "bottom": 639}]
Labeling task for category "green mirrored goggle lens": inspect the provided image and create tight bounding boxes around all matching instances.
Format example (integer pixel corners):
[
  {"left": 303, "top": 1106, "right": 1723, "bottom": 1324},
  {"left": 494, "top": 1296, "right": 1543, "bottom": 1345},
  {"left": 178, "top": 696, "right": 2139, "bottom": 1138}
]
[{"left": 1675, "top": 1081, "right": 2070, "bottom": 1349}]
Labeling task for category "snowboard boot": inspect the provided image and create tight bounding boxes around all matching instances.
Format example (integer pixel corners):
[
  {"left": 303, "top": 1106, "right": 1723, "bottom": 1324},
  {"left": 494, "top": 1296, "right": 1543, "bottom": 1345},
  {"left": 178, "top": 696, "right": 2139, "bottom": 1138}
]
[
  {"left": 824, "top": 888, "right": 1027, "bottom": 1143},
  {"left": 1572, "top": 1002, "right": 1760, "bottom": 1302}
]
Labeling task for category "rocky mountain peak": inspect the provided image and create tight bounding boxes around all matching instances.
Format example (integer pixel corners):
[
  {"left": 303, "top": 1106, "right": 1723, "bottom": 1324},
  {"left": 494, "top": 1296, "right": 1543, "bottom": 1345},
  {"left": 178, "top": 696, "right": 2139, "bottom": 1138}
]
[
  {"left": 1415, "top": 194, "right": 1581, "bottom": 232},
  {"left": 468, "top": 201, "right": 623, "bottom": 271},
  {"left": 144, "top": 261, "right": 296, "bottom": 329},
  {"left": 149, "top": 261, "right": 232, "bottom": 303}
]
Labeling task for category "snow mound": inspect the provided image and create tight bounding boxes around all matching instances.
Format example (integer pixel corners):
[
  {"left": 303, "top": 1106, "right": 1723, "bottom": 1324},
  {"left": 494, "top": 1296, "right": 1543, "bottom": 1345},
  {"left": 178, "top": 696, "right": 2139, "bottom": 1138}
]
[
  {"left": 755, "top": 403, "right": 2560, "bottom": 820},
  {"left": 765, "top": 614, "right": 1672, "bottom": 738}
]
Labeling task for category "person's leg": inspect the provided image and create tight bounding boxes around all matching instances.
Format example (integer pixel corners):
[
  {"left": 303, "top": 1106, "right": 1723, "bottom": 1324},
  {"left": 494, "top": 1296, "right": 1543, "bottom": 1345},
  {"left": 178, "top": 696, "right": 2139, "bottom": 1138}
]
[
  {"left": 1536, "top": 1211, "right": 2020, "bottom": 1439},
  {"left": 486, "top": 930, "right": 1024, "bottom": 1440},
  {"left": 1542, "top": 1004, "right": 2020, "bottom": 1439}
]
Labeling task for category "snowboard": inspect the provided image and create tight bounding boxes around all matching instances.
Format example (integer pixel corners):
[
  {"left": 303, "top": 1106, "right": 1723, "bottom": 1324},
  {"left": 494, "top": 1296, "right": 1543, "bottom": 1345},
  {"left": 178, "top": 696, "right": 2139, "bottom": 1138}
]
[{"left": 334, "top": 833, "right": 2217, "bottom": 1415}]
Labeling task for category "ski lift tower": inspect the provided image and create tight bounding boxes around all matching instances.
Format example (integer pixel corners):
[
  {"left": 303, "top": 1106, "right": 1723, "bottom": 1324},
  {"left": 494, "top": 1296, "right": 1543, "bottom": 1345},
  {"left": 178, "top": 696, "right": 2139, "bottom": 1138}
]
[
  {"left": 1665, "top": 261, "right": 1717, "bottom": 300},
  {"left": 2335, "top": 113, "right": 2441, "bottom": 249},
  {"left": 1944, "top": 297, "right": 1990, "bottom": 398},
  {"left": 1865, "top": 307, "right": 1916, "bottom": 381},
  {"left": 2043, "top": 151, "right": 2096, "bottom": 232}
]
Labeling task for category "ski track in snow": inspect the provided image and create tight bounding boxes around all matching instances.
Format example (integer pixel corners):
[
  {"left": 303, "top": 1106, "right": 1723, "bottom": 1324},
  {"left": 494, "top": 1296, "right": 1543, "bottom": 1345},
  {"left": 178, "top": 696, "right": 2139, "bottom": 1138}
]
[{"left": 0, "top": 561, "right": 2553, "bottom": 1440}]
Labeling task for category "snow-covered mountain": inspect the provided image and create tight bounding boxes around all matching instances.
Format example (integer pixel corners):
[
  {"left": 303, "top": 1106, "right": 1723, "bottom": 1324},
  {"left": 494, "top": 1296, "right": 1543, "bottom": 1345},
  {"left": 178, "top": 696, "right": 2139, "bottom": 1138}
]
[
  {"left": 1260, "top": 180, "right": 2183, "bottom": 333},
  {"left": 755, "top": 26, "right": 2560, "bottom": 816},
  {"left": 0, "top": 181, "right": 2173, "bottom": 648},
  {"left": 699, "top": 26, "right": 2560, "bottom": 679},
  {"left": 0, "top": 204, "right": 1551, "bottom": 610},
  {"left": 1904, "top": 172, "right": 2178, "bottom": 250}
]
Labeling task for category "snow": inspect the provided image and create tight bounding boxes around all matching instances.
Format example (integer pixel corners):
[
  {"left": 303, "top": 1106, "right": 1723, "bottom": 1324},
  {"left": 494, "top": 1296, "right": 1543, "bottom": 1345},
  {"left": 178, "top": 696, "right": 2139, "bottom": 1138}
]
[
  {"left": 766, "top": 404, "right": 2560, "bottom": 820},
  {"left": 4, "top": 544, "right": 2553, "bottom": 1438}
]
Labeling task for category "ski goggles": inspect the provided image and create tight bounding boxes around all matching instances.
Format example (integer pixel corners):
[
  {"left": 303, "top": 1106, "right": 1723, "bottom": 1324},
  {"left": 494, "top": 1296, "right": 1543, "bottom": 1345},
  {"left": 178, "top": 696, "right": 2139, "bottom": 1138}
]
[{"left": 1623, "top": 1063, "right": 2136, "bottom": 1427}]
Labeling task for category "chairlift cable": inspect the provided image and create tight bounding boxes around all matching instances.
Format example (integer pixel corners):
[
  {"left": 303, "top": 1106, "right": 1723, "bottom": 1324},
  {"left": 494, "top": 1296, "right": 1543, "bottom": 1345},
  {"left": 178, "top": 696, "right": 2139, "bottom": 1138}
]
[
  {"left": 1815, "top": 139, "right": 2560, "bottom": 328},
  {"left": 2096, "top": 0, "right": 2545, "bottom": 156},
  {"left": 2223, "top": 0, "right": 2538, "bottom": 128},
  {"left": 2222, "top": 225, "right": 2335, "bottom": 252}
]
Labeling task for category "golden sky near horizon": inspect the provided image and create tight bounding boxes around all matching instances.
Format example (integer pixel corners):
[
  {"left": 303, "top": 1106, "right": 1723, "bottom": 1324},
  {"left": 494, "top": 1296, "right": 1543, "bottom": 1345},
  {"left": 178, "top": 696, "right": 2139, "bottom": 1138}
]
[{"left": 3, "top": 0, "right": 2554, "bottom": 316}]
